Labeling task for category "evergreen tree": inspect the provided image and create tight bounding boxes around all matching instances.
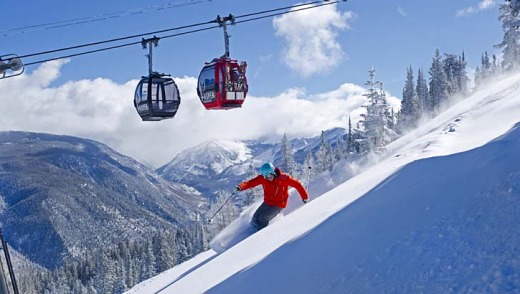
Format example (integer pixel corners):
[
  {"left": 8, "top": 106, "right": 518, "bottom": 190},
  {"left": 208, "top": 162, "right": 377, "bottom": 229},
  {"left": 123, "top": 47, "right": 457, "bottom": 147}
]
[
  {"left": 359, "top": 67, "right": 396, "bottom": 151},
  {"left": 428, "top": 49, "right": 449, "bottom": 111},
  {"left": 443, "top": 53, "right": 459, "bottom": 95},
  {"left": 315, "top": 131, "right": 334, "bottom": 172},
  {"left": 481, "top": 52, "right": 492, "bottom": 81},
  {"left": 475, "top": 65, "right": 483, "bottom": 86},
  {"left": 333, "top": 138, "right": 344, "bottom": 162},
  {"left": 280, "top": 133, "right": 298, "bottom": 176},
  {"left": 397, "top": 66, "right": 419, "bottom": 132},
  {"left": 379, "top": 83, "right": 398, "bottom": 145},
  {"left": 143, "top": 238, "right": 156, "bottom": 279},
  {"left": 458, "top": 52, "right": 469, "bottom": 95},
  {"left": 303, "top": 152, "right": 317, "bottom": 178},
  {"left": 492, "top": 54, "right": 501, "bottom": 74},
  {"left": 347, "top": 114, "right": 354, "bottom": 153},
  {"left": 475, "top": 51, "right": 494, "bottom": 87},
  {"left": 359, "top": 66, "right": 381, "bottom": 151},
  {"left": 194, "top": 212, "right": 208, "bottom": 252},
  {"left": 443, "top": 52, "right": 469, "bottom": 96},
  {"left": 416, "top": 68, "right": 429, "bottom": 115},
  {"left": 389, "top": 108, "right": 396, "bottom": 132},
  {"left": 154, "top": 232, "right": 177, "bottom": 273},
  {"left": 496, "top": 0, "right": 520, "bottom": 71}
]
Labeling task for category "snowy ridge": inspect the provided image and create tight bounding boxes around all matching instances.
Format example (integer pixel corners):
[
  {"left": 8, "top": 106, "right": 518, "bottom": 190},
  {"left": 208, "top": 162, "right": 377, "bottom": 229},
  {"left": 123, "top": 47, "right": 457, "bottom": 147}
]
[
  {"left": 128, "top": 72, "right": 520, "bottom": 293},
  {"left": 160, "top": 139, "right": 252, "bottom": 177},
  {"left": 0, "top": 131, "right": 205, "bottom": 269}
]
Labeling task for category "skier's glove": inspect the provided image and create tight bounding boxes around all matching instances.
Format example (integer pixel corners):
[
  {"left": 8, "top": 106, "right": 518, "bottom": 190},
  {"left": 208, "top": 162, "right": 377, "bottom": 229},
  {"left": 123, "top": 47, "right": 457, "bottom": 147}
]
[{"left": 235, "top": 185, "right": 241, "bottom": 192}]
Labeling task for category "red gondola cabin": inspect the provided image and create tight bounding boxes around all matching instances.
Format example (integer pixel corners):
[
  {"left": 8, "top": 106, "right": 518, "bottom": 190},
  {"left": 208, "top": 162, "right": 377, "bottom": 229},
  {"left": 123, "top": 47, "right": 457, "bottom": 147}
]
[{"left": 197, "top": 57, "right": 248, "bottom": 110}]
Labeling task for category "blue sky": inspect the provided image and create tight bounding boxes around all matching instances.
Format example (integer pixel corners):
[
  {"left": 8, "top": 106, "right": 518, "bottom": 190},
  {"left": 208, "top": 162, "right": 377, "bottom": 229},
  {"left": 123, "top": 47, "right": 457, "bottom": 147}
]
[
  {"left": 3, "top": 0, "right": 502, "bottom": 97},
  {"left": 0, "top": 0, "right": 505, "bottom": 167}
]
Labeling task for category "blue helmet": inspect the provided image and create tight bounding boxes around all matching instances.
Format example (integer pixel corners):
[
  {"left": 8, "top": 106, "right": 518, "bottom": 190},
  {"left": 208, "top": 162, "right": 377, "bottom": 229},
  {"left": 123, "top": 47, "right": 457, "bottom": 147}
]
[{"left": 261, "top": 162, "right": 275, "bottom": 178}]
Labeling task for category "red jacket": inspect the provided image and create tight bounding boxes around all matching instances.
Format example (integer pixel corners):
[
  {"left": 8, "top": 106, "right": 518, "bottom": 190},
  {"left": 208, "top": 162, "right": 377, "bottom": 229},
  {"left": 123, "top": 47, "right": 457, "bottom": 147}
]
[{"left": 237, "top": 168, "right": 309, "bottom": 208}]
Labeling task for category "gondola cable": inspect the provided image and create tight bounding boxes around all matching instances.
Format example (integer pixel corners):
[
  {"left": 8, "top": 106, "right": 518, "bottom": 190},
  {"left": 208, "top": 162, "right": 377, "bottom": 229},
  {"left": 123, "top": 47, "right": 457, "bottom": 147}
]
[
  {"left": 19, "top": 0, "right": 342, "bottom": 63},
  {"left": 2, "top": 0, "right": 346, "bottom": 80},
  {"left": 23, "top": 24, "right": 221, "bottom": 66},
  {"left": 0, "top": 0, "right": 211, "bottom": 37}
]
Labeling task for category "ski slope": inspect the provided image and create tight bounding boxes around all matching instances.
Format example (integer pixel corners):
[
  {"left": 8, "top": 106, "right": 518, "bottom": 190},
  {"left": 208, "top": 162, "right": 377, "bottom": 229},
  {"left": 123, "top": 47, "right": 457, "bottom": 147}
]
[{"left": 127, "top": 72, "right": 520, "bottom": 293}]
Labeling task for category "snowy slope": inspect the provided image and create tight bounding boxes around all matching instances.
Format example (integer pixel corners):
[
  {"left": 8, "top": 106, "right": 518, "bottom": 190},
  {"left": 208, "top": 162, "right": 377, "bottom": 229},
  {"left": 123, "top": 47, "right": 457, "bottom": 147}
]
[{"left": 127, "top": 72, "right": 520, "bottom": 293}]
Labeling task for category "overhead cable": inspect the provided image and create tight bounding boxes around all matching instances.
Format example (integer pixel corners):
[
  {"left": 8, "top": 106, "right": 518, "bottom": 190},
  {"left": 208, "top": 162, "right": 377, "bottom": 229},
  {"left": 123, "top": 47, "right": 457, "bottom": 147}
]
[
  {"left": 21, "top": 0, "right": 346, "bottom": 67},
  {"left": 0, "top": 0, "right": 210, "bottom": 37}
]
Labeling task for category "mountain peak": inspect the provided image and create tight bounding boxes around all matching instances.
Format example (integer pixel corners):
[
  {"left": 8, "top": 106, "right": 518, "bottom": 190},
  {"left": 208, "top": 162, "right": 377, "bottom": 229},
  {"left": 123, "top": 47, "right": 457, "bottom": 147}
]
[{"left": 159, "top": 139, "right": 251, "bottom": 178}]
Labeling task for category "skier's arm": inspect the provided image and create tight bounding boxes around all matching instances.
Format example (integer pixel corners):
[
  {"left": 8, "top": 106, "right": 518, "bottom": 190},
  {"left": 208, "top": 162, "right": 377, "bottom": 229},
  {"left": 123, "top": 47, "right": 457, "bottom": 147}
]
[
  {"left": 237, "top": 175, "right": 264, "bottom": 191},
  {"left": 287, "top": 176, "right": 309, "bottom": 202}
]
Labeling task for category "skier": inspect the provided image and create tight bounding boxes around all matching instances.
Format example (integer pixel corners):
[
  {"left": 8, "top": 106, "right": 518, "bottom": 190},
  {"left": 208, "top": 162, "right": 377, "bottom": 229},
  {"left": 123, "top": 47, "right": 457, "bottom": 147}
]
[{"left": 235, "top": 162, "right": 309, "bottom": 230}]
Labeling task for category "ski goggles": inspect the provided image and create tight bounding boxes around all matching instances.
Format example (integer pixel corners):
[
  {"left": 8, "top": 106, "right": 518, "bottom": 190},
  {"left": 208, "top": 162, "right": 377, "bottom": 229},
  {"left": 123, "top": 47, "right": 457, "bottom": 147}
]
[{"left": 263, "top": 172, "right": 275, "bottom": 179}]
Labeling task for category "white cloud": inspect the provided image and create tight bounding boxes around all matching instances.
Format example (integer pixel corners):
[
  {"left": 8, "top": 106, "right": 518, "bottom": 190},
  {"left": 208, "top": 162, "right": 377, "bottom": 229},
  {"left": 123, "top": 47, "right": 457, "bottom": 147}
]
[
  {"left": 273, "top": 3, "right": 354, "bottom": 78},
  {"left": 0, "top": 62, "right": 398, "bottom": 168},
  {"left": 397, "top": 7, "right": 408, "bottom": 17},
  {"left": 259, "top": 54, "right": 273, "bottom": 63},
  {"left": 457, "top": 0, "right": 496, "bottom": 17},
  {"left": 479, "top": 0, "right": 495, "bottom": 10}
]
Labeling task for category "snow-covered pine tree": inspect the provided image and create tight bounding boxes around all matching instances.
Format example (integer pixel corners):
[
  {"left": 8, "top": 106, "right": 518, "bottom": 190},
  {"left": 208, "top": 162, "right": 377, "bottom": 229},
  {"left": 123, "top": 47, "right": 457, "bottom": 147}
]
[
  {"left": 359, "top": 66, "right": 381, "bottom": 151},
  {"left": 146, "top": 237, "right": 157, "bottom": 278},
  {"left": 280, "top": 133, "right": 298, "bottom": 176},
  {"left": 478, "top": 52, "right": 492, "bottom": 82},
  {"left": 496, "top": 0, "right": 520, "bottom": 71},
  {"left": 428, "top": 49, "right": 449, "bottom": 112},
  {"left": 193, "top": 212, "right": 207, "bottom": 252},
  {"left": 397, "top": 66, "right": 419, "bottom": 132},
  {"left": 315, "top": 131, "right": 334, "bottom": 172},
  {"left": 457, "top": 52, "right": 469, "bottom": 95},
  {"left": 333, "top": 138, "right": 344, "bottom": 162},
  {"left": 347, "top": 114, "right": 354, "bottom": 153},
  {"left": 303, "top": 152, "right": 317, "bottom": 178},
  {"left": 359, "top": 66, "right": 396, "bottom": 151},
  {"left": 389, "top": 108, "right": 396, "bottom": 132},
  {"left": 153, "top": 232, "right": 177, "bottom": 273},
  {"left": 378, "top": 83, "right": 398, "bottom": 145},
  {"left": 492, "top": 54, "right": 501, "bottom": 75},
  {"left": 475, "top": 65, "right": 483, "bottom": 86},
  {"left": 475, "top": 51, "right": 496, "bottom": 87},
  {"left": 443, "top": 52, "right": 469, "bottom": 96},
  {"left": 416, "top": 67, "right": 429, "bottom": 116}
]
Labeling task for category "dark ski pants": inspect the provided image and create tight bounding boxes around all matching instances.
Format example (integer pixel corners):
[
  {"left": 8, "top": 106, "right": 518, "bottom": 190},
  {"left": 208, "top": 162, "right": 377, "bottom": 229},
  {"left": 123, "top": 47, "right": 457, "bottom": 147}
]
[{"left": 252, "top": 202, "right": 283, "bottom": 230}]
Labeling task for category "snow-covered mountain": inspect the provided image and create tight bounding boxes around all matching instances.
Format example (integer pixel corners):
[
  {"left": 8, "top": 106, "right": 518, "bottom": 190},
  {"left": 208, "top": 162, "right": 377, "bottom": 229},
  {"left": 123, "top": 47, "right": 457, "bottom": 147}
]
[
  {"left": 158, "top": 139, "right": 263, "bottom": 179},
  {"left": 0, "top": 132, "right": 206, "bottom": 269},
  {"left": 157, "top": 139, "right": 270, "bottom": 199},
  {"left": 157, "top": 128, "right": 347, "bottom": 200},
  {"left": 128, "top": 72, "right": 520, "bottom": 293}
]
